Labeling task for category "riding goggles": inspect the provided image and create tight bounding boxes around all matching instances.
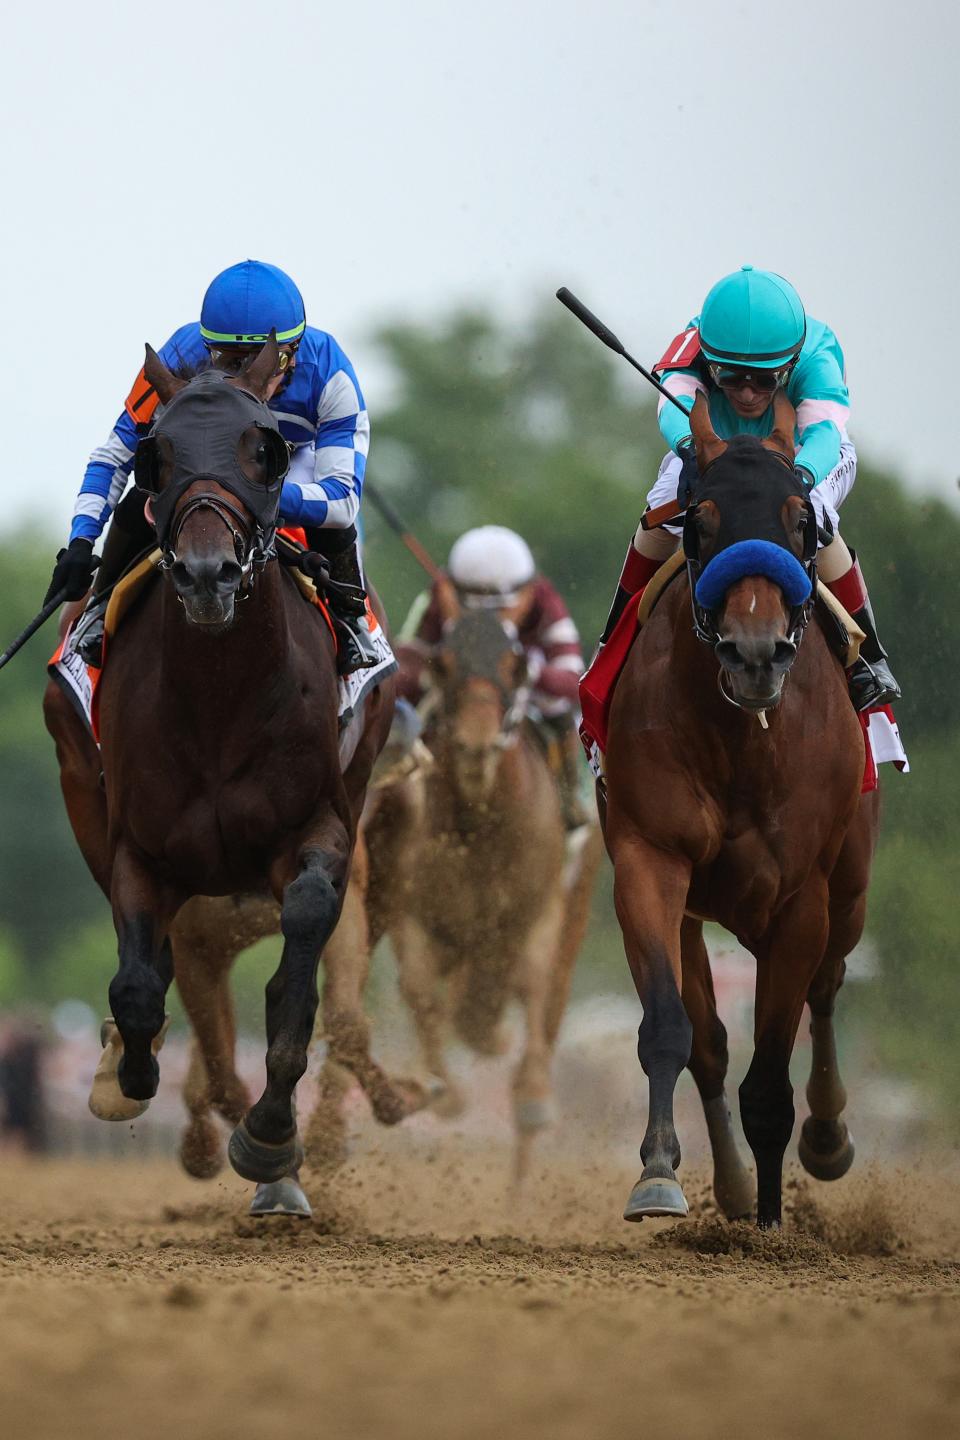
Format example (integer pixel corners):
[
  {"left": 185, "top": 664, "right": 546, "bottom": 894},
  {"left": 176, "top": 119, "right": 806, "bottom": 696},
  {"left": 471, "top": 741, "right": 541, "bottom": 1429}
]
[{"left": 708, "top": 363, "right": 793, "bottom": 394}]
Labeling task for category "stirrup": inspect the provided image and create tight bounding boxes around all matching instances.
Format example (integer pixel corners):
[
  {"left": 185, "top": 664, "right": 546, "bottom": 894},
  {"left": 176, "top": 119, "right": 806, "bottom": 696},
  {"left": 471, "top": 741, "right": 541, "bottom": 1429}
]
[
  {"left": 74, "top": 595, "right": 109, "bottom": 668},
  {"left": 334, "top": 617, "right": 378, "bottom": 676},
  {"left": 847, "top": 656, "right": 901, "bottom": 712}
]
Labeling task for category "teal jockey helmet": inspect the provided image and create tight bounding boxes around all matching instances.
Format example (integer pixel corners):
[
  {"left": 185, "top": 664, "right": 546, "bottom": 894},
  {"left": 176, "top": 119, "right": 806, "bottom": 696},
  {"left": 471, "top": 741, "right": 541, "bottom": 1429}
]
[
  {"left": 699, "top": 265, "right": 806, "bottom": 370},
  {"left": 200, "top": 260, "right": 306, "bottom": 347}
]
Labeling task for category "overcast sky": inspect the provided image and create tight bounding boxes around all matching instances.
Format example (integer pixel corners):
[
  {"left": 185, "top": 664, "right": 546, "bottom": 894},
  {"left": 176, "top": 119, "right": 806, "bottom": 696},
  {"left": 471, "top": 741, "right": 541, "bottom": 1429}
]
[{"left": 2, "top": 0, "right": 956, "bottom": 539}]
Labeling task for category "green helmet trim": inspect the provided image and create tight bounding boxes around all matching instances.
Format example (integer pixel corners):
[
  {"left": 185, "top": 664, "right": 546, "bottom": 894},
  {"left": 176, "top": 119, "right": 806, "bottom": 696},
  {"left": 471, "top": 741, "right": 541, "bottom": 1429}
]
[{"left": 200, "top": 319, "right": 306, "bottom": 345}]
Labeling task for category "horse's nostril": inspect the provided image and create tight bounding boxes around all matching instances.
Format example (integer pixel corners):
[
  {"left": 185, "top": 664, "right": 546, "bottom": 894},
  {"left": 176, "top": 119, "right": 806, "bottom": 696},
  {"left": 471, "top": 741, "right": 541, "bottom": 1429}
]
[
  {"left": 715, "top": 640, "right": 746, "bottom": 672},
  {"left": 773, "top": 640, "right": 797, "bottom": 669},
  {"left": 217, "top": 560, "right": 243, "bottom": 588}
]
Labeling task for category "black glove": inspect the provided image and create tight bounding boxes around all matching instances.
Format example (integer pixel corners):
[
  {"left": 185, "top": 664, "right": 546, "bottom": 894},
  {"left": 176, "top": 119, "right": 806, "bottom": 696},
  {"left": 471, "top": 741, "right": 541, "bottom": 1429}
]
[
  {"left": 45, "top": 537, "right": 97, "bottom": 604},
  {"left": 297, "top": 550, "right": 332, "bottom": 586}
]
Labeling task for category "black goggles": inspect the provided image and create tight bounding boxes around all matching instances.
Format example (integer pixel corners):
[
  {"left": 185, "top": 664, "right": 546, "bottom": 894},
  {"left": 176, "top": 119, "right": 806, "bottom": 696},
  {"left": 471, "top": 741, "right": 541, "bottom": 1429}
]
[{"left": 708, "top": 363, "right": 792, "bottom": 394}]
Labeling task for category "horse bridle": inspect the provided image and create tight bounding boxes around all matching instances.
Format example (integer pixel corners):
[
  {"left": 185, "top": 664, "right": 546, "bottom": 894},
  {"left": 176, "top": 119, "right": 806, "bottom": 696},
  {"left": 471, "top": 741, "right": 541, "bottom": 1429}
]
[
  {"left": 679, "top": 451, "right": 820, "bottom": 654},
  {"left": 160, "top": 486, "right": 277, "bottom": 595}
]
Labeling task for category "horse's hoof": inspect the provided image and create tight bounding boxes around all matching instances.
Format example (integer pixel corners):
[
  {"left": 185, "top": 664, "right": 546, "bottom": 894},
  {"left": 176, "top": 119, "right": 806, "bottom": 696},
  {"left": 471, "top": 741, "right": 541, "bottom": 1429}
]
[
  {"left": 798, "top": 1118, "right": 855, "bottom": 1181},
  {"left": 514, "top": 1098, "right": 552, "bottom": 1134},
  {"left": 250, "top": 1175, "right": 312, "bottom": 1219},
  {"left": 228, "top": 1120, "right": 304, "bottom": 1184},
  {"left": 180, "top": 1125, "right": 224, "bottom": 1181},
  {"left": 713, "top": 1167, "right": 756, "bottom": 1222},
  {"left": 428, "top": 1079, "right": 467, "bottom": 1120},
  {"left": 370, "top": 1078, "right": 428, "bottom": 1126},
  {"left": 623, "top": 1176, "right": 689, "bottom": 1222}
]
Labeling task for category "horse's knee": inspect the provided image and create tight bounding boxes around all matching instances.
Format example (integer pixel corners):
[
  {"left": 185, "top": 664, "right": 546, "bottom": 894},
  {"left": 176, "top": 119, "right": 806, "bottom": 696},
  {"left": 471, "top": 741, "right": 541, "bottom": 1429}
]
[
  {"left": 637, "top": 967, "right": 693, "bottom": 1080},
  {"left": 282, "top": 851, "right": 341, "bottom": 946},
  {"left": 739, "top": 1063, "right": 794, "bottom": 1156}
]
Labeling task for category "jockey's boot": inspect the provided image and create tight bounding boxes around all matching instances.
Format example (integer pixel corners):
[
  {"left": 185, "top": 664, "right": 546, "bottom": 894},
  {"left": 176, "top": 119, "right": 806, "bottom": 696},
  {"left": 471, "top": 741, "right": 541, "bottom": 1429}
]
[
  {"left": 824, "top": 553, "right": 901, "bottom": 711},
  {"left": 75, "top": 496, "right": 155, "bottom": 667},
  {"left": 317, "top": 531, "right": 379, "bottom": 677},
  {"left": 597, "top": 541, "right": 663, "bottom": 649}
]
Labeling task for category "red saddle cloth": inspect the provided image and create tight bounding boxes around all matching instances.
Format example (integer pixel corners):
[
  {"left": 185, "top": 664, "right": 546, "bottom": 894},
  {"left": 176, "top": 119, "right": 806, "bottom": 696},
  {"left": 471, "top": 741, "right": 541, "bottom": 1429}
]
[{"left": 578, "top": 597, "right": 642, "bottom": 758}]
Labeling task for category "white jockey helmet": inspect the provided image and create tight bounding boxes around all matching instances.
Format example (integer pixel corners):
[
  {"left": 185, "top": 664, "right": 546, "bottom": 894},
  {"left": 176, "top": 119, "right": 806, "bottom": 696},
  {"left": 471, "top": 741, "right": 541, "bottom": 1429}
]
[{"left": 447, "top": 526, "right": 536, "bottom": 608}]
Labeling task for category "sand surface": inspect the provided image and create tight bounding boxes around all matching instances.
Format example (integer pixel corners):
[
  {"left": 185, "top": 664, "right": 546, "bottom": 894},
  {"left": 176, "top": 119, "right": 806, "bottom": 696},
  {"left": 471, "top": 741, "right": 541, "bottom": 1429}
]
[{"left": 1, "top": 1131, "right": 959, "bottom": 1440}]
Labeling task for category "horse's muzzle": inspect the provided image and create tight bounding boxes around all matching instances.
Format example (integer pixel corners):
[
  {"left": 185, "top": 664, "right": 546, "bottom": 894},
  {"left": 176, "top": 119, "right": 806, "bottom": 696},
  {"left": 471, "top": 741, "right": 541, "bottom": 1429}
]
[
  {"left": 170, "top": 555, "right": 243, "bottom": 629},
  {"left": 714, "top": 634, "right": 797, "bottom": 709}
]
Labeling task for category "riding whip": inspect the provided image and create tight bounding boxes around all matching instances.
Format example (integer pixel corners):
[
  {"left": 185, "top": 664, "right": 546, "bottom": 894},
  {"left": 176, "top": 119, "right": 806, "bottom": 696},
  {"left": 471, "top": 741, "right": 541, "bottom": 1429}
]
[
  {"left": 0, "top": 587, "right": 71, "bottom": 673},
  {"left": 555, "top": 287, "right": 692, "bottom": 417},
  {"left": 363, "top": 480, "right": 446, "bottom": 584}
]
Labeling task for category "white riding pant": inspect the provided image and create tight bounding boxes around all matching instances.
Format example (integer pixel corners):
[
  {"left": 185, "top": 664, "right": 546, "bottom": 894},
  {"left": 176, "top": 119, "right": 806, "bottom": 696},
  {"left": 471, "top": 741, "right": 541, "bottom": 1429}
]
[{"left": 645, "top": 440, "right": 858, "bottom": 546}]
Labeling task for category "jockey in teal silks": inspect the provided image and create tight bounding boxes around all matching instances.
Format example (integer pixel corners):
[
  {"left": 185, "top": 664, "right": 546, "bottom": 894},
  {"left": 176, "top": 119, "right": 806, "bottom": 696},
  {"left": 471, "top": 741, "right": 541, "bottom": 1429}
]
[
  {"left": 45, "top": 260, "right": 378, "bottom": 675},
  {"left": 587, "top": 265, "right": 900, "bottom": 712}
]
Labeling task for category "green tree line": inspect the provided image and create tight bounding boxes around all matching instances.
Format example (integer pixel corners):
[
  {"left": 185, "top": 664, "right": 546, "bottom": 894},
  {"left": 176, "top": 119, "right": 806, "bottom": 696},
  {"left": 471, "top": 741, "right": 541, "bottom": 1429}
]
[{"left": 0, "top": 303, "right": 957, "bottom": 1116}]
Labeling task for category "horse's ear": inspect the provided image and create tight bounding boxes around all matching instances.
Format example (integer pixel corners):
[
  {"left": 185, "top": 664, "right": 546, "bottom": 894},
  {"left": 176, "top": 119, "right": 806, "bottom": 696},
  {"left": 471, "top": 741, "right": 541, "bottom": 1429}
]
[
  {"left": 763, "top": 390, "right": 797, "bottom": 460},
  {"left": 241, "top": 330, "right": 282, "bottom": 399},
  {"left": 144, "top": 344, "right": 184, "bottom": 405},
  {"left": 690, "top": 391, "right": 726, "bottom": 471}
]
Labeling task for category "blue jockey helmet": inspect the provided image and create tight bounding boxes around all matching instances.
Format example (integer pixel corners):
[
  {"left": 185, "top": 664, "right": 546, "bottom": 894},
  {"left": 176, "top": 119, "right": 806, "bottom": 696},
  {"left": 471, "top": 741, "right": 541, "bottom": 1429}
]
[
  {"left": 699, "top": 266, "right": 806, "bottom": 370},
  {"left": 200, "top": 260, "right": 306, "bottom": 347}
]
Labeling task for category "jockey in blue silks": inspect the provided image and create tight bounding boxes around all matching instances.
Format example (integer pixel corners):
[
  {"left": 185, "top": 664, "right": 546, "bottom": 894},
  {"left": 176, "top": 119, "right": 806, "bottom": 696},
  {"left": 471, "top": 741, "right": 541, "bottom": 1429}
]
[
  {"left": 588, "top": 265, "right": 900, "bottom": 712},
  {"left": 46, "top": 259, "right": 378, "bottom": 675}
]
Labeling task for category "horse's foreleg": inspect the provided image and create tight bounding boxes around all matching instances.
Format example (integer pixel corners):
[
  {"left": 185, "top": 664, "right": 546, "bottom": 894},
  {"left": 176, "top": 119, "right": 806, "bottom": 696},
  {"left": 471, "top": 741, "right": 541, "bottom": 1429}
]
[
  {"left": 229, "top": 834, "right": 349, "bottom": 1184},
  {"left": 108, "top": 843, "right": 180, "bottom": 1102},
  {"left": 511, "top": 893, "right": 565, "bottom": 1182},
  {"left": 740, "top": 877, "right": 831, "bottom": 1228},
  {"left": 612, "top": 839, "right": 692, "bottom": 1221},
  {"left": 322, "top": 886, "right": 428, "bottom": 1127},
  {"left": 393, "top": 916, "right": 462, "bottom": 1115},
  {"left": 680, "top": 918, "right": 755, "bottom": 1220}
]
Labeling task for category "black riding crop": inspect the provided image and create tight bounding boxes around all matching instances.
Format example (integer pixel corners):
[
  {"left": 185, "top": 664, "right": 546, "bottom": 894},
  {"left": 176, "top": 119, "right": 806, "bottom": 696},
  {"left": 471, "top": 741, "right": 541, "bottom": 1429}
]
[{"left": 0, "top": 587, "right": 71, "bottom": 673}]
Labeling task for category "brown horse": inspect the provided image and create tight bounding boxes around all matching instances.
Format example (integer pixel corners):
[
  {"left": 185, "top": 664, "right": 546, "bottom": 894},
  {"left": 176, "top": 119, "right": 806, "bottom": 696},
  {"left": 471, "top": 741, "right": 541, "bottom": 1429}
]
[
  {"left": 356, "top": 608, "right": 601, "bottom": 1182},
  {"left": 44, "top": 338, "right": 421, "bottom": 1200},
  {"left": 604, "top": 392, "right": 878, "bottom": 1228}
]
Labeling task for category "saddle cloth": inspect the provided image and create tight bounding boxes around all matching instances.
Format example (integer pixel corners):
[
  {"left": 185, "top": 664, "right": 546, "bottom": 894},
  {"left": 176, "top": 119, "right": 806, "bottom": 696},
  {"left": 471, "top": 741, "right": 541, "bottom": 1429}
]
[
  {"left": 48, "top": 533, "right": 397, "bottom": 771},
  {"left": 579, "top": 553, "right": 908, "bottom": 794}
]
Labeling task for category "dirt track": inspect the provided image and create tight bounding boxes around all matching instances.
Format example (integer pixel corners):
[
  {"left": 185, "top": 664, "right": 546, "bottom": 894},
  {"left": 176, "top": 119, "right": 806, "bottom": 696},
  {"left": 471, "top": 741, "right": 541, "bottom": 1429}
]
[{"left": 1, "top": 1139, "right": 959, "bottom": 1440}]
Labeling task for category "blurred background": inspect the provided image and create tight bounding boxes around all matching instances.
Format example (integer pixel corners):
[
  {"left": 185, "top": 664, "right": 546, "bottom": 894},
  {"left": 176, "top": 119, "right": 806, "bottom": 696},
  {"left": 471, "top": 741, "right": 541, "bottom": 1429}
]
[{"left": 0, "top": 0, "right": 957, "bottom": 1157}]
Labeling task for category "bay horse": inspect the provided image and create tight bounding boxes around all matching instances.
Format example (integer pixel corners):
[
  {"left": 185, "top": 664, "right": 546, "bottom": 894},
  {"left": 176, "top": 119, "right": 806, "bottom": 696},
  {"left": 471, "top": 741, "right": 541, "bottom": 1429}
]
[
  {"left": 44, "top": 337, "right": 422, "bottom": 1199},
  {"left": 604, "top": 391, "right": 879, "bottom": 1228},
  {"left": 358, "top": 608, "right": 601, "bottom": 1182}
]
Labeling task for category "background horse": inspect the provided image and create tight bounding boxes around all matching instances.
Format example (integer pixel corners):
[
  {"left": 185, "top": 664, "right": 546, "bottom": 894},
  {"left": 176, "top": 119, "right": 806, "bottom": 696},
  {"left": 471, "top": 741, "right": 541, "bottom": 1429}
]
[
  {"left": 44, "top": 338, "right": 422, "bottom": 1209},
  {"left": 604, "top": 392, "right": 879, "bottom": 1228},
  {"left": 349, "top": 608, "right": 601, "bottom": 1183}
]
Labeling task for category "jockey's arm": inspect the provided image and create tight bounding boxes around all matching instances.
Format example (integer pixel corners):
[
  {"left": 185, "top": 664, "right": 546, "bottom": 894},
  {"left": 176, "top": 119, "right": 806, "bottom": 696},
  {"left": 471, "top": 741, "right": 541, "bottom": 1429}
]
[
  {"left": 279, "top": 341, "right": 369, "bottom": 531},
  {"left": 790, "top": 335, "right": 850, "bottom": 487},
  {"left": 527, "top": 581, "right": 584, "bottom": 705},
  {"left": 68, "top": 324, "right": 206, "bottom": 545},
  {"left": 656, "top": 367, "right": 706, "bottom": 455}
]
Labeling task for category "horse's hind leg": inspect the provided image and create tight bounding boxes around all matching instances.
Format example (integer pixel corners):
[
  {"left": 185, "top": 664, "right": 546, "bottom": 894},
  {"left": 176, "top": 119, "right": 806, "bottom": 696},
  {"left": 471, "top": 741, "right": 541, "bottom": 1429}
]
[
  {"left": 740, "top": 876, "right": 831, "bottom": 1228},
  {"left": 799, "top": 797, "right": 878, "bottom": 1181},
  {"left": 173, "top": 921, "right": 251, "bottom": 1177},
  {"left": 680, "top": 918, "right": 755, "bottom": 1220}
]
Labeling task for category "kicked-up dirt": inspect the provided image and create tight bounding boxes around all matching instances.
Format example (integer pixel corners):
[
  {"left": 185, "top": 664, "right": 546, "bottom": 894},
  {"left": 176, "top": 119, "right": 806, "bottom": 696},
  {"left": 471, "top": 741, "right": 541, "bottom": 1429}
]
[{"left": 1, "top": 1135, "right": 958, "bottom": 1440}]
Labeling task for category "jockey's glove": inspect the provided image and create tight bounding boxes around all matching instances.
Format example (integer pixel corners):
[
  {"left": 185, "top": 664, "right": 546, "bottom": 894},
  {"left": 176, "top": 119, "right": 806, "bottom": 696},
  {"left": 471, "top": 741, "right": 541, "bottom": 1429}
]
[{"left": 45, "top": 537, "right": 97, "bottom": 604}]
